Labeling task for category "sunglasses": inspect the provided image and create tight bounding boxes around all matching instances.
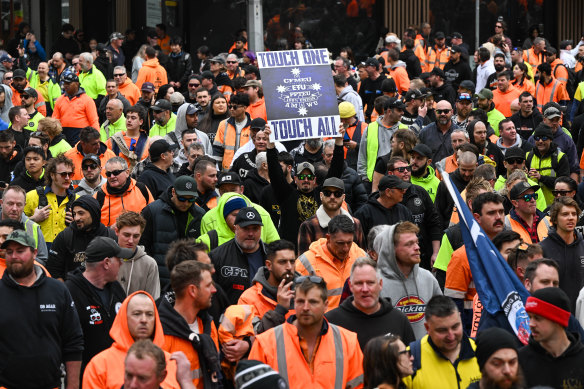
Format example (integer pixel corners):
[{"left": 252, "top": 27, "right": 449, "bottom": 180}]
[
  {"left": 113, "top": 73, "right": 125, "bottom": 77},
  {"left": 294, "top": 275, "right": 325, "bottom": 285},
  {"left": 322, "top": 189, "right": 343, "bottom": 198},
  {"left": 553, "top": 190, "right": 572, "bottom": 197},
  {"left": 56, "top": 171, "right": 73, "bottom": 178},
  {"left": 398, "top": 349, "right": 412, "bottom": 357},
  {"left": 105, "top": 169, "right": 125, "bottom": 177},
  {"left": 30, "top": 131, "right": 44, "bottom": 137},
  {"left": 226, "top": 60, "right": 238, "bottom": 64},
  {"left": 177, "top": 195, "right": 196, "bottom": 203},
  {"left": 510, "top": 242, "right": 529, "bottom": 270},
  {"left": 519, "top": 193, "right": 538, "bottom": 202},
  {"left": 534, "top": 136, "right": 550, "bottom": 141},
  {"left": 495, "top": 24, "right": 503, "bottom": 28},
  {"left": 82, "top": 163, "right": 98, "bottom": 170},
  {"left": 72, "top": 62, "right": 79, "bottom": 66},
  {"left": 506, "top": 158, "right": 524, "bottom": 165},
  {"left": 4, "top": 76, "right": 12, "bottom": 80},
  {"left": 436, "top": 109, "right": 451, "bottom": 114},
  {"left": 297, "top": 174, "right": 315, "bottom": 181},
  {"left": 394, "top": 166, "right": 412, "bottom": 173},
  {"left": 228, "top": 104, "right": 241, "bottom": 110},
  {"left": 188, "top": 83, "right": 200, "bottom": 87}
]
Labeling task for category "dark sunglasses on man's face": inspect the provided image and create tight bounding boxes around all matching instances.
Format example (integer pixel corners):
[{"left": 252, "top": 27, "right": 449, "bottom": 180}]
[
  {"left": 519, "top": 193, "right": 538, "bottom": 202},
  {"left": 82, "top": 163, "right": 98, "bottom": 170},
  {"left": 56, "top": 171, "right": 73, "bottom": 178},
  {"left": 105, "top": 169, "right": 125, "bottom": 177},
  {"left": 113, "top": 73, "right": 125, "bottom": 77},
  {"left": 177, "top": 196, "right": 196, "bottom": 203},
  {"left": 322, "top": 189, "right": 344, "bottom": 198},
  {"left": 506, "top": 158, "right": 524, "bottom": 165},
  {"left": 297, "top": 174, "right": 315, "bottom": 181},
  {"left": 189, "top": 83, "right": 200, "bottom": 88},
  {"left": 534, "top": 136, "right": 550, "bottom": 142},
  {"left": 436, "top": 109, "right": 451, "bottom": 115},
  {"left": 394, "top": 166, "right": 412, "bottom": 173}
]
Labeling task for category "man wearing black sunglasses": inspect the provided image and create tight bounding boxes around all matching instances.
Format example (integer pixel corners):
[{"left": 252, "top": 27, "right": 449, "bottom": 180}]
[
  {"left": 525, "top": 123, "right": 570, "bottom": 205},
  {"left": 505, "top": 181, "right": 551, "bottom": 244},
  {"left": 141, "top": 175, "right": 204, "bottom": 287}
]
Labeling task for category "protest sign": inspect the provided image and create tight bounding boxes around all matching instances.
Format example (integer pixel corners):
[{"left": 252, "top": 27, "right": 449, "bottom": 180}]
[{"left": 257, "top": 49, "right": 341, "bottom": 142}]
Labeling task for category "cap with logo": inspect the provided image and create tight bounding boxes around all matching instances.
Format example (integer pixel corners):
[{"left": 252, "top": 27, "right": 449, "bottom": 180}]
[
  {"left": 364, "top": 57, "right": 379, "bottom": 67},
  {"left": 82, "top": 154, "right": 101, "bottom": 166},
  {"left": 234, "top": 206, "right": 263, "bottom": 227},
  {"left": 452, "top": 32, "right": 463, "bottom": 39},
  {"left": 21, "top": 87, "right": 38, "bottom": 99},
  {"left": 409, "top": 144, "right": 433, "bottom": 159},
  {"left": 296, "top": 161, "right": 315, "bottom": 175},
  {"left": 385, "top": 97, "right": 406, "bottom": 110},
  {"left": 1, "top": 230, "right": 35, "bottom": 249},
  {"left": 110, "top": 32, "right": 124, "bottom": 42},
  {"left": 338, "top": 101, "right": 356, "bottom": 118},
  {"left": 0, "top": 54, "right": 11, "bottom": 63},
  {"left": 450, "top": 45, "right": 463, "bottom": 54},
  {"left": 173, "top": 175, "right": 198, "bottom": 197},
  {"left": 151, "top": 99, "right": 172, "bottom": 112},
  {"left": 85, "top": 236, "right": 134, "bottom": 263},
  {"left": 185, "top": 103, "right": 202, "bottom": 115},
  {"left": 526, "top": 287, "right": 571, "bottom": 327},
  {"left": 509, "top": 181, "right": 540, "bottom": 200},
  {"left": 476, "top": 88, "right": 493, "bottom": 100},
  {"left": 141, "top": 82, "right": 155, "bottom": 92},
  {"left": 378, "top": 175, "right": 411, "bottom": 191},
  {"left": 322, "top": 177, "right": 345, "bottom": 191},
  {"left": 62, "top": 72, "right": 79, "bottom": 83},
  {"left": 457, "top": 92, "right": 472, "bottom": 101},
  {"left": 218, "top": 172, "right": 242, "bottom": 186},
  {"left": 403, "top": 89, "right": 424, "bottom": 102}
]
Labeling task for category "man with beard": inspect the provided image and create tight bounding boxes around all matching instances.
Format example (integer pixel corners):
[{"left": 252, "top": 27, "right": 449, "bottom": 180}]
[
  {"left": 486, "top": 52, "right": 509, "bottom": 90},
  {"left": 435, "top": 128, "right": 469, "bottom": 175},
  {"left": 209, "top": 206, "right": 267, "bottom": 305},
  {"left": 476, "top": 88, "right": 507, "bottom": 135},
  {"left": 419, "top": 100, "right": 459, "bottom": 162},
  {"left": 158, "top": 260, "right": 221, "bottom": 388},
  {"left": 238, "top": 239, "right": 299, "bottom": 333},
  {"left": 20, "top": 88, "right": 44, "bottom": 132},
  {"left": 443, "top": 45, "right": 472, "bottom": 91},
  {"left": 46, "top": 195, "right": 116, "bottom": 280},
  {"left": 409, "top": 143, "right": 440, "bottom": 202},
  {"left": 510, "top": 92, "right": 543, "bottom": 141},
  {"left": 468, "top": 328, "right": 524, "bottom": 389},
  {"left": 0, "top": 230, "right": 83, "bottom": 389},
  {"left": 452, "top": 93, "right": 473, "bottom": 130},
  {"left": 520, "top": 287, "right": 584, "bottom": 388},
  {"left": 10, "top": 69, "right": 46, "bottom": 116},
  {"left": 401, "top": 89, "right": 429, "bottom": 134}
]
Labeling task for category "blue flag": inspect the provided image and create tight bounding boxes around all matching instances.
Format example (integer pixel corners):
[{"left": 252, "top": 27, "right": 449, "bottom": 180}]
[{"left": 442, "top": 171, "right": 531, "bottom": 344}]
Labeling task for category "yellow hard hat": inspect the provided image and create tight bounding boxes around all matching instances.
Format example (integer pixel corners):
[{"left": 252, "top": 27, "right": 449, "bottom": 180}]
[{"left": 338, "top": 101, "right": 356, "bottom": 119}]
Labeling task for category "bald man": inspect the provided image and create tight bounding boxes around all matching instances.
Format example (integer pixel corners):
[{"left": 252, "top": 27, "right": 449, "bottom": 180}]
[
  {"left": 419, "top": 100, "right": 459, "bottom": 162},
  {"left": 100, "top": 98, "right": 127, "bottom": 141}
]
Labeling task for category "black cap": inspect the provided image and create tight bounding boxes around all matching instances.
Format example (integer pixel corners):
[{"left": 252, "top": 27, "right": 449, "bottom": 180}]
[
  {"left": 459, "top": 80, "right": 476, "bottom": 92},
  {"left": 378, "top": 175, "right": 410, "bottom": 191},
  {"left": 151, "top": 99, "right": 172, "bottom": 112},
  {"left": 82, "top": 153, "right": 101, "bottom": 166},
  {"left": 381, "top": 78, "right": 397, "bottom": 93},
  {"left": 250, "top": 118, "right": 267, "bottom": 130},
  {"left": 85, "top": 236, "right": 134, "bottom": 263},
  {"left": 185, "top": 103, "right": 202, "bottom": 115},
  {"left": 12, "top": 69, "right": 26, "bottom": 79},
  {"left": 218, "top": 171, "right": 242, "bottom": 186},
  {"left": 435, "top": 31, "right": 445, "bottom": 39},
  {"left": 509, "top": 181, "right": 540, "bottom": 200},
  {"left": 450, "top": 45, "right": 463, "bottom": 54},
  {"left": 63, "top": 72, "right": 79, "bottom": 83},
  {"left": 504, "top": 147, "right": 525, "bottom": 160},
  {"left": 149, "top": 139, "right": 172, "bottom": 161},
  {"left": 364, "top": 57, "right": 379, "bottom": 67},
  {"left": 533, "top": 123, "right": 553, "bottom": 139},
  {"left": 96, "top": 43, "right": 108, "bottom": 53},
  {"left": 201, "top": 71, "right": 214, "bottom": 80},
  {"left": 475, "top": 328, "right": 519, "bottom": 370},
  {"left": 430, "top": 67, "right": 445, "bottom": 78},
  {"left": 545, "top": 46, "right": 557, "bottom": 55},
  {"left": 322, "top": 177, "right": 345, "bottom": 191},
  {"left": 409, "top": 144, "right": 433, "bottom": 159},
  {"left": 403, "top": 89, "right": 424, "bottom": 102},
  {"left": 234, "top": 206, "right": 263, "bottom": 227},
  {"left": 385, "top": 97, "right": 405, "bottom": 110},
  {"left": 21, "top": 87, "right": 38, "bottom": 99},
  {"left": 452, "top": 32, "right": 463, "bottom": 39}
]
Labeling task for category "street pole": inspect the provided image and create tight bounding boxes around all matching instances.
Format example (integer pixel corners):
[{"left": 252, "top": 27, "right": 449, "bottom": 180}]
[
  {"left": 475, "top": 0, "right": 480, "bottom": 50},
  {"left": 248, "top": 0, "right": 264, "bottom": 52}
]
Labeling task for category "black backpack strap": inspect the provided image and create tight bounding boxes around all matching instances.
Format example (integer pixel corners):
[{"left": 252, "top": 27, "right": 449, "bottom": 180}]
[
  {"left": 95, "top": 188, "right": 106, "bottom": 208},
  {"left": 208, "top": 229, "right": 219, "bottom": 251},
  {"left": 36, "top": 186, "right": 48, "bottom": 207},
  {"left": 409, "top": 339, "right": 422, "bottom": 375},
  {"left": 135, "top": 181, "right": 150, "bottom": 203}
]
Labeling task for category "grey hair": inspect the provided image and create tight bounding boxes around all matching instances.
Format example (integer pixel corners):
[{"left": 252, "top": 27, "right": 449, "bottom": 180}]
[
  {"left": 114, "top": 65, "right": 127, "bottom": 74},
  {"left": 452, "top": 128, "right": 470, "bottom": 140},
  {"left": 80, "top": 52, "right": 94, "bottom": 65},
  {"left": 105, "top": 156, "right": 128, "bottom": 170},
  {"left": 255, "top": 151, "right": 267, "bottom": 167},
  {"left": 188, "top": 143, "right": 204, "bottom": 153},
  {"left": 368, "top": 225, "right": 389, "bottom": 252},
  {"left": 323, "top": 139, "right": 335, "bottom": 151},
  {"left": 349, "top": 256, "right": 382, "bottom": 282}
]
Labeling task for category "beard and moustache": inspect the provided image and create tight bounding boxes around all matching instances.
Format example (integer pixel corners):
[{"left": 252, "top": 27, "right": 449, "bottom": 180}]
[
  {"left": 410, "top": 161, "right": 428, "bottom": 177},
  {"left": 494, "top": 64, "right": 506, "bottom": 72},
  {"left": 306, "top": 139, "right": 323, "bottom": 150},
  {"left": 481, "top": 366, "right": 525, "bottom": 389}
]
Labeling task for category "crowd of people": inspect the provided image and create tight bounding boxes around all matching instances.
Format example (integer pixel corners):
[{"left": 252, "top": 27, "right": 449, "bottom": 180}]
[{"left": 2, "top": 16, "right": 584, "bottom": 389}]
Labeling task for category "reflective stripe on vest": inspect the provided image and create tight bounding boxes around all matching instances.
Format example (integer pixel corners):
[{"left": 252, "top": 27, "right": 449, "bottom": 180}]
[
  {"left": 192, "top": 368, "right": 202, "bottom": 379},
  {"left": 535, "top": 80, "right": 559, "bottom": 109},
  {"left": 274, "top": 323, "right": 345, "bottom": 389},
  {"left": 298, "top": 253, "right": 316, "bottom": 274}
]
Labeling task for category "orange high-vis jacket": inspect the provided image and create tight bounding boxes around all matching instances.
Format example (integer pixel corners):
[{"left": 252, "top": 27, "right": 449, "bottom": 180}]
[
  {"left": 492, "top": 84, "right": 521, "bottom": 117},
  {"left": 94, "top": 178, "right": 153, "bottom": 227},
  {"left": 218, "top": 305, "right": 255, "bottom": 381},
  {"left": 512, "top": 78, "right": 536, "bottom": 97},
  {"left": 136, "top": 58, "right": 168, "bottom": 92},
  {"left": 535, "top": 78, "right": 569, "bottom": 111},
  {"left": 82, "top": 291, "right": 180, "bottom": 389},
  {"left": 64, "top": 142, "right": 116, "bottom": 184},
  {"left": 249, "top": 320, "right": 364, "bottom": 389},
  {"left": 11, "top": 83, "right": 47, "bottom": 116},
  {"left": 523, "top": 47, "right": 544, "bottom": 68},
  {"left": 118, "top": 78, "right": 141, "bottom": 105},
  {"left": 238, "top": 278, "right": 296, "bottom": 320},
  {"left": 213, "top": 116, "right": 252, "bottom": 170},
  {"left": 296, "top": 238, "right": 365, "bottom": 311},
  {"left": 550, "top": 58, "right": 569, "bottom": 85},
  {"left": 388, "top": 66, "right": 410, "bottom": 94},
  {"left": 52, "top": 90, "right": 99, "bottom": 131},
  {"left": 425, "top": 46, "right": 451, "bottom": 71},
  {"left": 246, "top": 97, "right": 267, "bottom": 121}
]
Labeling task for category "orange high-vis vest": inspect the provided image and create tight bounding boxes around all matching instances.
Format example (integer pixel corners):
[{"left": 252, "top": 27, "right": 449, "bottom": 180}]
[
  {"left": 523, "top": 48, "right": 544, "bottom": 68},
  {"left": 535, "top": 78, "right": 569, "bottom": 111},
  {"left": 504, "top": 214, "right": 551, "bottom": 244},
  {"left": 218, "top": 305, "right": 255, "bottom": 381},
  {"left": 425, "top": 46, "right": 451, "bottom": 71}
]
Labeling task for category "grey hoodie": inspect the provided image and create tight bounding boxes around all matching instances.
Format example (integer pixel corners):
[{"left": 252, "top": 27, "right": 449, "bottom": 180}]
[
  {"left": 117, "top": 245, "right": 160, "bottom": 299},
  {"left": 0, "top": 84, "right": 13, "bottom": 124},
  {"left": 167, "top": 102, "right": 213, "bottom": 156},
  {"left": 357, "top": 116, "right": 400, "bottom": 179},
  {"left": 376, "top": 224, "right": 442, "bottom": 339},
  {"left": 74, "top": 176, "right": 107, "bottom": 197}
]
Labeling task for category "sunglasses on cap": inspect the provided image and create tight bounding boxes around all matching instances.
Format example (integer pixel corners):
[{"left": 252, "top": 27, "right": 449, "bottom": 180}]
[
  {"left": 534, "top": 136, "right": 550, "bottom": 141},
  {"left": 105, "top": 169, "right": 125, "bottom": 177},
  {"left": 553, "top": 190, "right": 572, "bottom": 197},
  {"left": 510, "top": 242, "right": 529, "bottom": 270},
  {"left": 518, "top": 193, "right": 538, "bottom": 202},
  {"left": 297, "top": 174, "right": 315, "bottom": 181},
  {"left": 294, "top": 275, "right": 325, "bottom": 285},
  {"left": 393, "top": 165, "right": 412, "bottom": 173},
  {"left": 506, "top": 158, "right": 524, "bottom": 165},
  {"left": 322, "top": 189, "right": 344, "bottom": 198}
]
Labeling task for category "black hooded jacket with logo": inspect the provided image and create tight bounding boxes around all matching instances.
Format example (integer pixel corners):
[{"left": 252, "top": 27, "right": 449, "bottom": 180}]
[{"left": 46, "top": 195, "right": 116, "bottom": 280}]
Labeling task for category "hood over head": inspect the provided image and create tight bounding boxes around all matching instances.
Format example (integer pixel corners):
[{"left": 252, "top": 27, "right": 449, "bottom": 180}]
[{"left": 70, "top": 195, "right": 102, "bottom": 231}]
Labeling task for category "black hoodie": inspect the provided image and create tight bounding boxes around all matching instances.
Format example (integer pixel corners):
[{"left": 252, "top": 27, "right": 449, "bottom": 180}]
[
  {"left": 136, "top": 162, "right": 176, "bottom": 200},
  {"left": 325, "top": 296, "right": 415, "bottom": 350},
  {"left": 243, "top": 169, "right": 269, "bottom": 204},
  {"left": 65, "top": 267, "right": 126, "bottom": 373},
  {"left": 46, "top": 195, "right": 116, "bottom": 280},
  {"left": 539, "top": 229, "right": 584, "bottom": 312},
  {"left": 0, "top": 144, "right": 22, "bottom": 184},
  {"left": 467, "top": 120, "right": 506, "bottom": 178},
  {"left": 353, "top": 192, "right": 413, "bottom": 238},
  {"left": 519, "top": 331, "right": 584, "bottom": 388}
]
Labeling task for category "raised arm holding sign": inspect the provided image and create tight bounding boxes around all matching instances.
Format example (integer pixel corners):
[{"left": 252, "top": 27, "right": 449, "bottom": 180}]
[{"left": 258, "top": 48, "right": 341, "bottom": 143}]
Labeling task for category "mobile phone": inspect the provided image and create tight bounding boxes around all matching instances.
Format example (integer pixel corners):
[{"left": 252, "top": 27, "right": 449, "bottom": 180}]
[{"left": 343, "top": 131, "right": 351, "bottom": 141}]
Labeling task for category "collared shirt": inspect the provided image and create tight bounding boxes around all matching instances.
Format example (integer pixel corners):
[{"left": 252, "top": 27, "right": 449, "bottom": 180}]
[{"left": 512, "top": 209, "right": 541, "bottom": 243}]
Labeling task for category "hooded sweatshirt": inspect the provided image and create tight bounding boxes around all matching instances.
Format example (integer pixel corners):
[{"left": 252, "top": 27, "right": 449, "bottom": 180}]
[
  {"left": 325, "top": 296, "right": 415, "bottom": 350},
  {"left": 539, "top": 229, "right": 584, "bottom": 312},
  {"left": 197, "top": 192, "right": 280, "bottom": 251},
  {"left": 495, "top": 133, "right": 533, "bottom": 155},
  {"left": 167, "top": 102, "right": 213, "bottom": 156},
  {"left": 135, "top": 57, "right": 169, "bottom": 91},
  {"left": 117, "top": 245, "right": 160, "bottom": 299},
  {"left": 46, "top": 195, "right": 116, "bottom": 280},
  {"left": 136, "top": 162, "right": 176, "bottom": 200},
  {"left": 82, "top": 291, "right": 180, "bottom": 389},
  {"left": 354, "top": 192, "right": 413, "bottom": 238},
  {"left": 376, "top": 224, "right": 442, "bottom": 339}
]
